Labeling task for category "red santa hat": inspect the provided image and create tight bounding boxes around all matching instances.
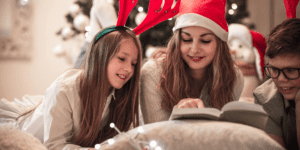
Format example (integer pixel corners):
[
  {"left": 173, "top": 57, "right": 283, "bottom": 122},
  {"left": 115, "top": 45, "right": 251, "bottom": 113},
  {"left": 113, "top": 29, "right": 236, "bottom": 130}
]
[
  {"left": 250, "top": 30, "right": 266, "bottom": 81},
  {"left": 173, "top": 0, "right": 228, "bottom": 42},
  {"left": 228, "top": 24, "right": 266, "bottom": 81}
]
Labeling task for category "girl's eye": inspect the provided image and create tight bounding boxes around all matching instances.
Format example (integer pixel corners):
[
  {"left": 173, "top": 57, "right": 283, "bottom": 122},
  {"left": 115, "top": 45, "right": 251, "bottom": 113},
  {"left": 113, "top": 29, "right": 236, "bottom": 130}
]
[
  {"left": 132, "top": 63, "right": 137, "bottom": 66},
  {"left": 182, "top": 39, "right": 192, "bottom": 42},
  {"left": 202, "top": 40, "right": 211, "bottom": 43},
  {"left": 118, "top": 57, "right": 125, "bottom": 61}
]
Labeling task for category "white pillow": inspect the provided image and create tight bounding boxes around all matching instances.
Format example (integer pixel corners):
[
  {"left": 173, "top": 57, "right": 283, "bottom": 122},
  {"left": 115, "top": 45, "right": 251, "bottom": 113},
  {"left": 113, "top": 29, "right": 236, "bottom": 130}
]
[{"left": 98, "top": 120, "right": 284, "bottom": 150}]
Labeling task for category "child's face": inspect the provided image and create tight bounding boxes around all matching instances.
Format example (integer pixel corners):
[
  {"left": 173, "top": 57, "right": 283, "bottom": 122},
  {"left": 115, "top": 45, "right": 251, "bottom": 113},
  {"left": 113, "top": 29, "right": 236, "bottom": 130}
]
[
  {"left": 269, "top": 54, "right": 300, "bottom": 100},
  {"left": 180, "top": 26, "right": 217, "bottom": 73},
  {"left": 107, "top": 38, "right": 138, "bottom": 89}
]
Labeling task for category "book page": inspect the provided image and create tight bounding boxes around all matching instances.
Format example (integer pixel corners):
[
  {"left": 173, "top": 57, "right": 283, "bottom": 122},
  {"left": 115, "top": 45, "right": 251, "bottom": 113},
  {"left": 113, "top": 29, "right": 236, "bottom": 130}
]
[
  {"left": 219, "top": 101, "right": 268, "bottom": 130},
  {"left": 169, "top": 108, "right": 221, "bottom": 121},
  {"left": 221, "top": 101, "right": 266, "bottom": 113}
]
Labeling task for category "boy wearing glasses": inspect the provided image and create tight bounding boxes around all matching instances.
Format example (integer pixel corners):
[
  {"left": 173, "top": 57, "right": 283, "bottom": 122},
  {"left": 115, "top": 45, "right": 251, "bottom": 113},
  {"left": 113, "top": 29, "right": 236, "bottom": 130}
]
[{"left": 253, "top": 18, "right": 300, "bottom": 149}]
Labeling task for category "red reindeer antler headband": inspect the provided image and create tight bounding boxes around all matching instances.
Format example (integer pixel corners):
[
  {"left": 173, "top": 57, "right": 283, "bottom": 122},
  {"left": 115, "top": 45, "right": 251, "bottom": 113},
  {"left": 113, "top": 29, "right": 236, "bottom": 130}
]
[
  {"left": 94, "top": 0, "right": 180, "bottom": 44},
  {"left": 283, "top": 0, "right": 299, "bottom": 19}
]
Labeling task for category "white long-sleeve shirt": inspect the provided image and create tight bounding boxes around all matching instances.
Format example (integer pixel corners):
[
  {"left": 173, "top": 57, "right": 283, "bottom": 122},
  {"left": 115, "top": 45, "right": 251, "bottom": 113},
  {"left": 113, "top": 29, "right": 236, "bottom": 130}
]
[{"left": 20, "top": 69, "right": 115, "bottom": 150}]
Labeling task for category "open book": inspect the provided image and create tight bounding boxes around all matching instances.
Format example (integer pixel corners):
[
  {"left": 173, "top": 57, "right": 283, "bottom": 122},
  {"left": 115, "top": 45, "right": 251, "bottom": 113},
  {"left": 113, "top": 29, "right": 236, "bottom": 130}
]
[{"left": 169, "top": 101, "right": 268, "bottom": 130}]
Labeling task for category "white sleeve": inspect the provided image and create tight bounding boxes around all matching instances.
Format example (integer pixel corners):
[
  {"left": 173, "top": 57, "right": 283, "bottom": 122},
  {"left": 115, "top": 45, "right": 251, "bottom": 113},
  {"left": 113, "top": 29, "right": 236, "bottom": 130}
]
[
  {"left": 140, "top": 60, "right": 171, "bottom": 124},
  {"left": 43, "top": 82, "right": 90, "bottom": 150}
]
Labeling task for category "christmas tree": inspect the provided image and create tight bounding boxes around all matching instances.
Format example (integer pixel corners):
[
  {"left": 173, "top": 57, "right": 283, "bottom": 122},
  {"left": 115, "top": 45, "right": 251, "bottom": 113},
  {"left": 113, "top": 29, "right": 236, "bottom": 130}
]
[{"left": 55, "top": 0, "right": 256, "bottom": 62}]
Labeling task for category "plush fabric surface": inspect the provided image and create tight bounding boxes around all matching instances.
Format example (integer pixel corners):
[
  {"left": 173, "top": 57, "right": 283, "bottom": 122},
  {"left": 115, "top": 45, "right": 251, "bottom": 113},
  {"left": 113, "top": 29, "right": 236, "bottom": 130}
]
[{"left": 98, "top": 120, "right": 284, "bottom": 150}]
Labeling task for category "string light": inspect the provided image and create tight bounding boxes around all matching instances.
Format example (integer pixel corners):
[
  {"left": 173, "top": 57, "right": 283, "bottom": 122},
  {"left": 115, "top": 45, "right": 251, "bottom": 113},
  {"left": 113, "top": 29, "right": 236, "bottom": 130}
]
[
  {"left": 94, "top": 122, "right": 164, "bottom": 150},
  {"left": 94, "top": 144, "right": 101, "bottom": 149},
  {"left": 150, "top": 141, "right": 157, "bottom": 147},
  {"left": 20, "top": 0, "right": 29, "bottom": 6},
  {"left": 110, "top": 123, "right": 121, "bottom": 134},
  {"left": 155, "top": 146, "right": 162, "bottom": 150},
  {"left": 137, "top": 126, "right": 145, "bottom": 133},
  {"left": 108, "top": 139, "right": 115, "bottom": 145}
]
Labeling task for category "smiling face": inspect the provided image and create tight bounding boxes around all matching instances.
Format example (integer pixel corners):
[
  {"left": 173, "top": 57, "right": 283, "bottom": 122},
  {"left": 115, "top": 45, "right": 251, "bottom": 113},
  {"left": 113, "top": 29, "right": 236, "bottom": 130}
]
[
  {"left": 180, "top": 26, "right": 217, "bottom": 74},
  {"left": 269, "top": 54, "right": 300, "bottom": 100},
  {"left": 107, "top": 38, "right": 138, "bottom": 89}
]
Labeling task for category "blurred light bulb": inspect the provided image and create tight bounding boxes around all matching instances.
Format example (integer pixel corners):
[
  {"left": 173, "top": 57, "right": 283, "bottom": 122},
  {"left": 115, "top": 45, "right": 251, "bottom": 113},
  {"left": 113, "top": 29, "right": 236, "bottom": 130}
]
[
  {"left": 150, "top": 141, "right": 157, "bottom": 147},
  {"left": 95, "top": 144, "right": 101, "bottom": 149},
  {"left": 108, "top": 139, "right": 115, "bottom": 145},
  {"left": 155, "top": 146, "right": 162, "bottom": 150},
  {"left": 231, "top": 3, "right": 237, "bottom": 10},
  {"left": 138, "top": 7, "right": 144, "bottom": 12},
  {"left": 137, "top": 127, "right": 144, "bottom": 133},
  {"left": 20, "top": 0, "right": 28, "bottom": 6},
  {"left": 110, "top": 123, "right": 115, "bottom": 128},
  {"left": 228, "top": 9, "right": 234, "bottom": 15}
]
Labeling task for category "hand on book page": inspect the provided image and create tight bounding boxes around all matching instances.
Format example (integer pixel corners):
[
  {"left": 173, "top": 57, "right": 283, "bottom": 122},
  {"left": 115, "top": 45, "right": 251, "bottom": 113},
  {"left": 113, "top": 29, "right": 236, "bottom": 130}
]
[
  {"left": 174, "top": 98, "right": 205, "bottom": 108},
  {"left": 169, "top": 101, "right": 268, "bottom": 130}
]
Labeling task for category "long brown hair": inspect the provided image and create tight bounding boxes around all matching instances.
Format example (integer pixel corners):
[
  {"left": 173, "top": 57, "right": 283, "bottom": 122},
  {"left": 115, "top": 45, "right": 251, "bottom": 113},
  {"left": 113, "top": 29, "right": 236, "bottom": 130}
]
[
  {"left": 74, "top": 28, "right": 142, "bottom": 147},
  {"left": 158, "top": 29, "right": 237, "bottom": 111}
]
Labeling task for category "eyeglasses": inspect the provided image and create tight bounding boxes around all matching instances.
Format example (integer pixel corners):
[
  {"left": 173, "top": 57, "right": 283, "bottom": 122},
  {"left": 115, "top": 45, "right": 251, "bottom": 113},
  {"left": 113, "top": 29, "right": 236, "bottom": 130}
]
[{"left": 263, "top": 64, "right": 300, "bottom": 80}]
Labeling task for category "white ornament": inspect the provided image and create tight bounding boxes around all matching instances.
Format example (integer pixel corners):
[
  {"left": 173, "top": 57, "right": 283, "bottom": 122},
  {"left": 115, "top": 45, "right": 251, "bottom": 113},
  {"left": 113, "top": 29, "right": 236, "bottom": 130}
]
[
  {"left": 53, "top": 43, "right": 65, "bottom": 56},
  {"left": 68, "top": 4, "right": 81, "bottom": 17},
  {"left": 135, "top": 11, "right": 147, "bottom": 26},
  {"left": 61, "top": 26, "right": 74, "bottom": 39},
  {"left": 73, "top": 13, "right": 90, "bottom": 32}
]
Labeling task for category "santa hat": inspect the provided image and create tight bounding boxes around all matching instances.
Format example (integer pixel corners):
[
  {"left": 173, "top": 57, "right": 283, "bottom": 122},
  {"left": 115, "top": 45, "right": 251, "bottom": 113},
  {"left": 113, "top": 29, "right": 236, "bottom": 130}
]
[
  {"left": 250, "top": 30, "right": 266, "bottom": 81},
  {"left": 228, "top": 24, "right": 266, "bottom": 81},
  {"left": 173, "top": 0, "right": 228, "bottom": 42}
]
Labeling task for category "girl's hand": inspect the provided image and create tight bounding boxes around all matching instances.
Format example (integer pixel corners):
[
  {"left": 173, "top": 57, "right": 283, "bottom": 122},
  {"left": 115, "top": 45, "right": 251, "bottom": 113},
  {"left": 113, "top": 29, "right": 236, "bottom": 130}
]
[{"left": 174, "top": 98, "right": 204, "bottom": 108}]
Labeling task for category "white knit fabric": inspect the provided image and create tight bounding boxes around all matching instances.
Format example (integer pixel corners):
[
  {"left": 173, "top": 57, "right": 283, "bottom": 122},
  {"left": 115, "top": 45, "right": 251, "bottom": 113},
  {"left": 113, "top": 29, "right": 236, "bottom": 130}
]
[{"left": 173, "top": 13, "right": 228, "bottom": 42}]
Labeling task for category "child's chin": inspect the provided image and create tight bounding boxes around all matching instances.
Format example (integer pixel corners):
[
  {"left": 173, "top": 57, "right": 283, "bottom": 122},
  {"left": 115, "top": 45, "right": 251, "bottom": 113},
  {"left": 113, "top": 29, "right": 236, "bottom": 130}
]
[{"left": 282, "top": 94, "right": 296, "bottom": 101}]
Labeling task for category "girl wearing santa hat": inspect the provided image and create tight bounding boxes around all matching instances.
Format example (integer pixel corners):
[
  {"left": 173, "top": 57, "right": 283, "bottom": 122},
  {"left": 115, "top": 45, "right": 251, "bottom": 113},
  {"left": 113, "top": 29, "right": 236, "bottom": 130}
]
[{"left": 140, "top": 0, "right": 244, "bottom": 124}]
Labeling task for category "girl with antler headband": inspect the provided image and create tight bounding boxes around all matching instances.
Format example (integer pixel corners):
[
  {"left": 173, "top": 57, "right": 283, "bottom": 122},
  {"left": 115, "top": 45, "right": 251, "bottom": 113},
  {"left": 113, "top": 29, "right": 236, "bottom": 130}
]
[
  {"left": 254, "top": 0, "right": 300, "bottom": 149},
  {"left": 140, "top": 0, "right": 245, "bottom": 124},
  {"left": 0, "top": 0, "right": 180, "bottom": 149}
]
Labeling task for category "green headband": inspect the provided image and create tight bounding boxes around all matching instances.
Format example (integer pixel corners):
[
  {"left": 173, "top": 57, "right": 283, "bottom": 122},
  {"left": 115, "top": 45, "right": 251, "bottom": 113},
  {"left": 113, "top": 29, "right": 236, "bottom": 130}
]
[{"left": 94, "top": 26, "right": 131, "bottom": 44}]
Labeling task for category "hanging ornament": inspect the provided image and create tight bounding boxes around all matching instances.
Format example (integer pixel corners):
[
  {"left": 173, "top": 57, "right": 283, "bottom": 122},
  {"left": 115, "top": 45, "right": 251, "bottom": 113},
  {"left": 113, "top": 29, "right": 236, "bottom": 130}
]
[
  {"left": 73, "top": 13, "right": 90, "bottom": 32},
  {"left": 68, "top": 4, "right": 81, "bottom": 17},
  {"left": 61, "top": 26, "right": 75, "bottom": 39},
  {"left": 135, "top": 11, "right": 147, "bottom": 26},
  {"left": 52, "top": 43, "right": 65, "bottom": 56}
]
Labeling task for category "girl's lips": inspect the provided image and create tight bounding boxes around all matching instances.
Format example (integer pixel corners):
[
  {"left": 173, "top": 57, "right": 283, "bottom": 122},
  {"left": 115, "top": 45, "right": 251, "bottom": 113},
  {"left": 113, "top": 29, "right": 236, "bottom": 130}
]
[
  {"left": 117, "top": 74, "right": 126, "bottom": 80},
  {"left": 189, "top": 56, "right": 204, "bottom": 62}
]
